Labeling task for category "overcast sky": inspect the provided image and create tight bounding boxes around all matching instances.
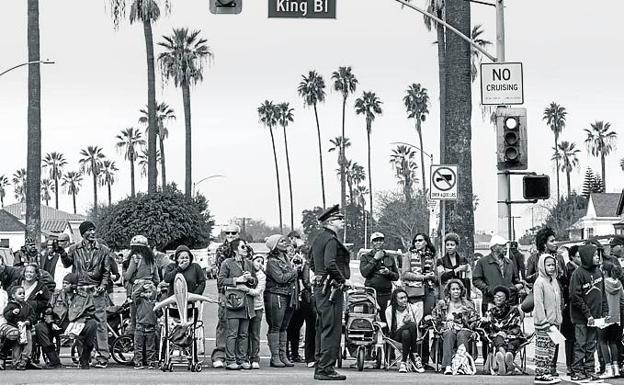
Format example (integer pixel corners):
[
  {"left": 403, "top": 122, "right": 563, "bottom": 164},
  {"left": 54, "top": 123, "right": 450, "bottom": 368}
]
[{"left": 1, "top": 0, "right": 623, "bottom": 238}]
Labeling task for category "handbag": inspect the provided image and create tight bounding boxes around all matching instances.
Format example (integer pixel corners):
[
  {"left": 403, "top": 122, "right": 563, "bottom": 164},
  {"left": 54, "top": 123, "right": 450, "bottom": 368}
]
[
  {"left": 224, "top": 288, "right": 246, "bottom": 311},
  {"left": 169, "top": 325, "right": 193, "bottom": 348}
]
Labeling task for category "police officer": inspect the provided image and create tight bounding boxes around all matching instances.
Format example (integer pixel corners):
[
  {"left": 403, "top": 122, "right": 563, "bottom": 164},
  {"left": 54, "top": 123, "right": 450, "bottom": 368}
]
[{"left": 310, "top": 204, "right": 350, "bottom": 381}]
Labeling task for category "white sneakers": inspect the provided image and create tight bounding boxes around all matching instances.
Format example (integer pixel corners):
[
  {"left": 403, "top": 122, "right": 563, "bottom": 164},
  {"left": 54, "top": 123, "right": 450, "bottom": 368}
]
[
  {"left": 399, "top": 362, "right": 408, "bottom": 373},
  {"left": 212, "top": 360, "right": 224, "bottom": 368},
  {"left": 251, "top": 362, "right": 260, "bottom": 369}
]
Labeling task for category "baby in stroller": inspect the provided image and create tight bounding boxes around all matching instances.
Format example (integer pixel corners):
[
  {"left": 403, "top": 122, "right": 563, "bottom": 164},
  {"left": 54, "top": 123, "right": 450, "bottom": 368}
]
[
  {"left": 481, "top": 286, "right": 527, "bottom": 375},
  {"left": 343, "top": 287, "right": 383, "bottom": 371}
]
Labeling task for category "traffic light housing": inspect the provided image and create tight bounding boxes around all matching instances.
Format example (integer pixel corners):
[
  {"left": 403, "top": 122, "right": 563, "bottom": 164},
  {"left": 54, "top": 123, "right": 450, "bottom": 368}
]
[
  {"left": 209, "top": 0, "right": 242, "bottom": 14},
  {"left": 496, "top": 107, "right": 528, "bottom": 170},
  {"left": 523, "top": 175, "right": 550, "bottom": 200}
]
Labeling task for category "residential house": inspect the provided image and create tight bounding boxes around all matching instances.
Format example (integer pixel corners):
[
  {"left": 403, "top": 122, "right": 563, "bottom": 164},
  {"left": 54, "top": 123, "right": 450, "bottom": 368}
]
[
  {"left": 568, "top": 193, "right": 621, "bottom": 240},
  {"left": 614, "top": 189, "right": 624, "bottom": 235}
]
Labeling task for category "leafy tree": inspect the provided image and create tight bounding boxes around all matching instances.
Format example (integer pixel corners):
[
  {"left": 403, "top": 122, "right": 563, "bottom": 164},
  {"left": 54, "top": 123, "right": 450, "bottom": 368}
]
[
  {"left": 62, "top": 171, "right": 83, "bottom": 214},
  {"left": 236, "top": 218, "right": 287, "bottom": 243},
  {"left": 95, "top": 186, "right": 213, "bottom": 251},
  {"left": 582, "top": 168, "right": 595, "bottom": 199},
  {"left": 543, "top": 102, "right": 567, "bottom": 202},
  {"left": 99, "top": 159, "right": 119, "bottom": 206},
  {"left": 258, "top": 100, "right": 283, "bottom": 233},
  {"left": 298, "top": 70, "right": 327, "bottom": 208},
  {"left": 375, "top": 190, "right": 428, "bottom": 250},
  {"left": 584, "top": 120, "right": 617, "bottom": 190},
  {"left": 390, "top": 144, "right": 418, "bottom": 202},
  {"left": 42, "top": 152, "right": 67, "bottom": 209},
  {"left": 158, "top": 28, "right": 212, "bottom": 197},
  {"left": 542, "top": 193, "right": 588, "bottom": 241},
  {"left": 116, "top": 127, "right": 144, "bottom": 197},
  {"left": 301, "top": 206, "right": 324, "bottom": 241},
  {"left": 346, "top": 161, "right": 365, "bottom": 206},
  {"left": 470, "top": 25, "right": 492, "bottom": 83},
  {"left": 12, "top": 169, "right": 27, "bottom": 203},
  {"left": 137, "top": 147, "right": 161, "bottom": 177},
  {"left": 592, "top": 174, "right": 605, "bottom": 194},
  {"left": 79, "top": 146, "right": 105, "bottom": 211},
  {"left": 41, "top": 178, "right": 53, "bottom": 206},
  {"left": 552, "top": 141, "right": 580, "bottom": 197},
  {"left": 0, "top": 175, "right": 9, "bottom": 207},
  {"left": 403, "top": 83, "right": 430, "bottom": 195}
]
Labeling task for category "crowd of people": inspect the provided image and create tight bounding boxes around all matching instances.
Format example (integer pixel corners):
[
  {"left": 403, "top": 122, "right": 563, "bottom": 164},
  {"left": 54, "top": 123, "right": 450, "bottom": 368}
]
[{"left": 1, "top": 211, "right": 624, "bottom": 384}]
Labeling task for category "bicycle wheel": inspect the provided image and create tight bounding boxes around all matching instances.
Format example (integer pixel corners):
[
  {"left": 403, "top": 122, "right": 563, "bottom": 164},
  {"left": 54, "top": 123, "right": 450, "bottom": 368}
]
[{"left": 111, "top": 335, "right": 134, "bottom": 365}]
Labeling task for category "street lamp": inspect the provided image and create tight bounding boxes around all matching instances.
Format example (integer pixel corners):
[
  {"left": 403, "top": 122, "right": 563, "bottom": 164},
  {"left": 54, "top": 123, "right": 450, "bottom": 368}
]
[
  {"left": 192, "top": 174, "right": 226, "bottom": 197},
  {"left": 391, "top": 141, "right": 434, "bottom": 163},
  {"left": 0, "top": 60, "right": 55, "bottom": 78}
]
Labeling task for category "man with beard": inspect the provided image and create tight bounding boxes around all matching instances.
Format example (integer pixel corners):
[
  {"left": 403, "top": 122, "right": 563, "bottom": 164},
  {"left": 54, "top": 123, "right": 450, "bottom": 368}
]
[
  {"left": 14, "top": 238, "right": 41, "bottom": 267},
  {"left": 211, "top": 224, "right": 241, "bottom": 368}
]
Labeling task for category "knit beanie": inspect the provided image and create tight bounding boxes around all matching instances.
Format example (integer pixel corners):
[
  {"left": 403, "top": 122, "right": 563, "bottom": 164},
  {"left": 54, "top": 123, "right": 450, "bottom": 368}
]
[
  {"left": 266, "top": 234, "right": 287, "bottom": 251},
  {"left": 79, "top": 221, "right": 96, "bottom": 236}
]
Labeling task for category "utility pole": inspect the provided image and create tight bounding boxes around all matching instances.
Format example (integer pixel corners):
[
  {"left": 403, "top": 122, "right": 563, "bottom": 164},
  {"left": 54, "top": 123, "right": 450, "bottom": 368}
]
[{"left": 495, "top": 0, "right": 512, "bottom": 240}]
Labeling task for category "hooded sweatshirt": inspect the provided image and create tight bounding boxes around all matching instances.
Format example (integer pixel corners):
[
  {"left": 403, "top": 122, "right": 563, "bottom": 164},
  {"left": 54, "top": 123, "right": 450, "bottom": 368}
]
[
  {"left": 604, "top": 276, "right": 624, "bottom": 325},
  {"left": 569, "top": 245, "right": 608, "bottom": 324},
  {"left": 163, "top": 245, "right": 206, "bottom": 295},
  {"left": 533, "top": 254, "right": 562, "bottom": 329}
]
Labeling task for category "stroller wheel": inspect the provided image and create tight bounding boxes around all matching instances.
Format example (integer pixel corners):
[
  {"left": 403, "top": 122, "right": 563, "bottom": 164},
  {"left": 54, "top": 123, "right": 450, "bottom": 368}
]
[
  {"left": 337, "top": 348, "right": 342, "bottom": 368},
  {"left": 194, "top": 363, "right": 202, "bottom": 372},
  {"left": 375, "top": 347, "right": 383, "bottom": 370},
  {"left": 356, "top": 347, "right": 365, "bottom": 372},
  {"left": 168, "top": 362, "right": 174, "bottom": 372},
  {"left": 111, "top": 335, "right": 134, "bottom": 365}
]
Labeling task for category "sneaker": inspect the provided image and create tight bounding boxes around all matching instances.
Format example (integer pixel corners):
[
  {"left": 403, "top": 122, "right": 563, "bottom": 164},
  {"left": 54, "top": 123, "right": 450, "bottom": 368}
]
[
  {"left": 423, "top": 364, "right": 435, "bottom": 371},
  {"left": 240, "top": 362, "right": 252, "bottom": 370},
  {"left": 251, "top": 362, "right": 260, "bottom": 369},
  {"left": 412, "top": 355, "right": 425, "bottom": 373},
  {"left": 399, "top": 362, "right": 407, "bottom": 373},
  {"left": 212, "top": 359, "right": 224, "bottom": 368},
  {"left": 588, "top": 373, "right": 603, "bottom": 382},
  {"left": 134, "top": 364, "right": 145, "bottom": 370},
  {"left": 93, "top": 360, "right": 108, "bottom": 369},
  {"left": 226, "top": 362, "right": 241, "bottom": 370},
  {"left": 307, "top": 361, "right": 316, "bottom": 368},
  {"left": 504, "top": 352, "right": 514, "bottom": 371},
  {"left": 534, "top": 375, "right": 560, "bottom": 384},
  {"left": 570, "top": 373, "right": 589, "bottom": 382},
  {"left": 444, "top": 366, "right": 452, "bottom": 375},
  {"left": 78, "top": 363, "right": 90, "bottom": 370}
]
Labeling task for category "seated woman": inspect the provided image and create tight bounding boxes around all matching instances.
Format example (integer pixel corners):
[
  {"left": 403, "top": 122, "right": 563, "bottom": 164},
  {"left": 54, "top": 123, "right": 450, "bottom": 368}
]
[
  {"left": 482, "top": 286, "right": 527, "bottom": 375},
  {"left": 430, "top": 278, "right": 478, "bottom": 375},
  {"left": 12, "top": 263, "right": 51, "bottom": 320},
  {"left": 384, "top": 288, "right": 425, "bottom": 373}
]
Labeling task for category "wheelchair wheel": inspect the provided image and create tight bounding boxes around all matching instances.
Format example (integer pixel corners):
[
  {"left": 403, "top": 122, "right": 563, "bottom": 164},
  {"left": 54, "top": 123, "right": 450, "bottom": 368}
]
[
  {"left": 111, "top": 335, "right": 134, "bottom": 365},
  {"left": 375, "top": 347, "right": 383, "bottom": 369},
  {"left": 167, "top": 362, "right": 174, "bottom": 372},
  {"left": 70, "top": 340, "right": 81, "bottom": 364},
  {"left": 194, "top": 363, "right": 202, "bottom": 372},
  {"left": 356, "top": 347, "right": 365, "bottom": 372}
]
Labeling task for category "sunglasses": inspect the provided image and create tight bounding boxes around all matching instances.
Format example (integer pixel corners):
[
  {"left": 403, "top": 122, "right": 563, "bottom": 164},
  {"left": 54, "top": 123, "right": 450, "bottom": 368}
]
[
  {"left": 225, "top": 232, "right": 239, "bottom": 235},
  {"left": 415, "top": 239, "right": 425, "bottom": 242}
]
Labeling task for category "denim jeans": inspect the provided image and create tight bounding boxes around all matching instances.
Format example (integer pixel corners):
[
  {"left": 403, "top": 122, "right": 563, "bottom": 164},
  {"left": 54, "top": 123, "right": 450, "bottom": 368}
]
[
  {"left": 93, "top": 291, "right": 111, "bottom": 360},
  {"left": 248, "top": 310, "right": 263, "bottom": 363},
  {"left": 264, "top": 293, "right": 294, "bottom": 333},
  {"left": 211, "top": 293, "right": 227, "bottom": 363},
  {"left": 441, "top": 329, "right": 472, "bottom": 368},
  {"left": 573, "top": 324, "right": 598, "bottom": 375},
  {"left": 225, "top": 318, "right": 250, "bottom": 365},
  {"left": 134, "top": 324, "right": 157, "bottom": 365}
]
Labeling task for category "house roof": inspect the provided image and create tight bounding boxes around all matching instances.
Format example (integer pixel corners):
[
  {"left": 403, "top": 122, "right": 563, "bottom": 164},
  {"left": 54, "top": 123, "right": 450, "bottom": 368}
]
[
  {"left": 0, "top": 210, "right": 26, "bottom": 232},
  {"left": 3, "top": 203, "right": 86, "bottom": 222},
  {"left": 590, "top": 193, "right": 621, "bottom": 218},
  {"left": 41, "top": 219, "right": 69, "bottom": 233}
]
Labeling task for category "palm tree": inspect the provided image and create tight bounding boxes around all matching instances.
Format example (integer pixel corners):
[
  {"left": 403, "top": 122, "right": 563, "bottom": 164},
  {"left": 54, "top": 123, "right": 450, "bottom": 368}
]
[
  {"left": 298, "top": 70, "right": 327, "bottom": 209},
  {"left": 79, "top": 146, "right": 105, "bottom": 211},
  {"left": 620, "top": 158, "right": 624, "bottom": 173},
  {"left": 158, "top": 28, "right": 212, "bottom": 198},
  {"left": 99, "top": 159, "right": 119, "bottom": 206},
  {"left": 328, "top": 136, "right": 351, "bottom": 156},
  {"left": 390, "top": 145, "right": 419, "bottom": 202},
  {"left": 543, "top": 102, "right": 567, "bottom": 202},
  {"left": 584, "top": 121, "right": 617, "bottom": 189},
  {"left": 137, "top": 147, "right": 161, "bottom": 177},
  {"left": 470, "top": 25, "right": 492, "bottom": 83},
  {"left": 258, "top": 100, "right": 283, "bottom": 233},
  {"left": 27, "top": 0, "right": 42, "bottom": 244},
  {"left": 42, "top": 152, "right": 67, "bottom": 209},
  {"left": 116, "top": 127, "right": 145, "bottom": 197},
  {"left": 331, "top": 66, "right": 358, "bottom": 214},
  {"left": 403, "top": 83, "right": 430, "bottom": 194},
  {"left": 276, "top": 102, "right": 295, "bottom": 231},
  {"left": 551, "top": 141, "right": 580, "bottom": 197},
  {"left": 12, "top": 169, "right": 27, "bottom": 203},
  {"left": 355, "top": 91, "right": 383, "bottom": 230},
  {"left": 62, "top": 171, "right": 83, "bottom": 214},
  {"left": 139, "top": 102, "right": 175, "bottom": 188},
  {"left": 108, "top": 0, "right": 171, "bottom": 194},
  {"left": 41, "top": 178, "right": 53, "bottom": 206},
  {"left": 0, "top": 175, "right": 9, "bottom": 207}
]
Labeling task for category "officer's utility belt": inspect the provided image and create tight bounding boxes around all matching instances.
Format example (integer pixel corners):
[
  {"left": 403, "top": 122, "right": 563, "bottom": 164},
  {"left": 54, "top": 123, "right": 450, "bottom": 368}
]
[{"left": 77, "top": 284, "right": 97, "bottom": 292}]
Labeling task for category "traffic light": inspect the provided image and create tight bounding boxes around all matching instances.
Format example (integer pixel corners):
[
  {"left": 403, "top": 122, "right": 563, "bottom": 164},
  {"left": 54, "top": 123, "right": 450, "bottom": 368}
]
[
  {"left": 496, "top": 107, "right": 528, "bottom": 170},
  {"left": 523, "top": 175, "right": 550, "bottom": 200},
  {"left": 209, "top": 0, "right": 242, "bottom": 14}
]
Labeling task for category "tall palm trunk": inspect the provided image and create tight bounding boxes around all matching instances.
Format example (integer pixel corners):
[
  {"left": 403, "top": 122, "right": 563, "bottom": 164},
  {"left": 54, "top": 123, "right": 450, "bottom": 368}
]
[
  {"left": 416, "top": 119, "right": 427, "bottom": 194},
  {"left": 182, "top": 83, "right": 192, "bottom": 198},
  {"left": 348, "top": 180, "right": 354, "bottom": 206},
  {"left": 44, "top": 195, "right": 49, "bottom": 206},
  {"left": 444, "top": 0, "right": 473, "bottom": 257},
  {"left": 566, "top": 170, "right": 571, "bottom": 197},
  {"left": 130, "top": 156, "right": 136, "bottom": 198},
  {"left": 54, "top": 177, "right": 59, "bottom": 209},
  {"left": 313, "top": 103, "right": 326, "bottom": 209},
  {"left": 269, "top": 126, "right": 283, "bottom": 233},
  {"left": 143, "top": 19, "right": 158, "bottom": 194},
  {"left": 26, "top": 0, "right": 42, "bottom": 246},
  {"left": 282, "top": 125, "right": 294, "bottom": 231},
  {"left": 340, "top": 97, "right": 347, "bottom": 233},
  {"left": 554, "top": 135, "right": 560, "bottom": 202},
  {"left": 91, "top": 161, "right": 98, "bottom": 210},
  {"left": 159, "top": 134, "right": 167, "bottom": 189},
  {"left": 366, "top": 122, "right": 373, "bottom": 233},
  {"left": 601, "top": 152, "right": 606, "bottom": 190},
  {"left": 107, "top": 181, "right": 112, "bottom": 206},
  {"left": 71, "top": 191, "right": 77, "bottom": 214},
  {"left": 437, "top": 23, "right": 446, "bottom": 164}
]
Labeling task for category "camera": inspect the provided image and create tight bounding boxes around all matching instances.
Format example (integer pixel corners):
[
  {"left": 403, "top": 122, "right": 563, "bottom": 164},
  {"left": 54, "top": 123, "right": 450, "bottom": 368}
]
[{"left": 292, "top": 256, "right": 303, "bottom": 265}]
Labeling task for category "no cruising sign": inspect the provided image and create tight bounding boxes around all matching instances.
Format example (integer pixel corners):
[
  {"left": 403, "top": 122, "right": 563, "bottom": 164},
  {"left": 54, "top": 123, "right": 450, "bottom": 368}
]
[{"left": 430, "top": 165, "right": 458, "bottom": 200}]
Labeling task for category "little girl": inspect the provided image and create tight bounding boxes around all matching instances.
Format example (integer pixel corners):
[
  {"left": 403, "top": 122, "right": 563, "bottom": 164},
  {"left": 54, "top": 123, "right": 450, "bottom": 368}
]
[
  {"left": 598, "top": 262, "right": 623, "bottom": 379},
  {"left": 3, "top": 286, "right": 35, "bottom": 370},
  {"left": 247, "top": 254, "right": 266, "bottom": 369}
]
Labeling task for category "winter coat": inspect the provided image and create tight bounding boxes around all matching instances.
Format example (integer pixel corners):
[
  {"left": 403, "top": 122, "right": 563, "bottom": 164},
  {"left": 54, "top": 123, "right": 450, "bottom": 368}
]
[
  {"left": 604, "top": 277, "right": 624, "bottom": 325},
  {"left": 359, "top": 249, "right": 399, "bottom": 296},
  {"left": 248, "top": 268, "right": 266, "bottom": 311},
  {"left": 10, "top": 279, "right": 51, "bottom": 318},
  {"left": 402, "top": 249, "right": 437, "bottom": 299},
  {"left": 431, "top": 298, "right": 478, "bottom": 332},
  {"left": 569, "top": 249, "right": 608, "bottom": 324},
  {"left": 533, "top": 254, "right": 563, "bottom": 329},
  {"left": 60, "top": 240, "right": 112, "bottom": 289},
  {"left": 132, "top": 284, "right": 158, "bottom": 327},
  {"left": 3, "top": 300, "right": 36, "bottom": 328},
  {"left": 218, "top": 257, "right": 257, "bottom": 319},
  {"left": 265, "top": 251, "right": 297, "bottom": 296},
  {"left": 472, "top": 253, "right": 520, "bottom": 304},
  {"left": 46, "top": 289, "right": 95, "bottom": 329},
  {"left": 437, "top": 252, "right": 471, "bottom": 290},
  {"left": 485, "top": 303, "right": 524, "bottom": 340}
]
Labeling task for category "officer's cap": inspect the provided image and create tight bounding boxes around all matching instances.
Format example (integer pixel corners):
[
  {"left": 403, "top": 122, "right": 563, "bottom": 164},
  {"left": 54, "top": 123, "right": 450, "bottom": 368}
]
[{"left": 318, "top": 204, "right": 344, "bottom": 223}]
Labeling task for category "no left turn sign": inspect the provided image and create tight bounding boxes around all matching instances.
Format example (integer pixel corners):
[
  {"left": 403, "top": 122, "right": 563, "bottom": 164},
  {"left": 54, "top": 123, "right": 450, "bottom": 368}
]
[{"left": 430, "top": 164, "right": 458, "bottom": 200}]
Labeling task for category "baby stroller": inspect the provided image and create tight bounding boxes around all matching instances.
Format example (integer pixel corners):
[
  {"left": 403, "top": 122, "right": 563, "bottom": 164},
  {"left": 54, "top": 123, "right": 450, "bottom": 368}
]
[
  {"left": 158, "top": 302, "right": 206, "bottom": 372},
  {"left": 337, "top": 286, "right": 384, "bottom": 371}
]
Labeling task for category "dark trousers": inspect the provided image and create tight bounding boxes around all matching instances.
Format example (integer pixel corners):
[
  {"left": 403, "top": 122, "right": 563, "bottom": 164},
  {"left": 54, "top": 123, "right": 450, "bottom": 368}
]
[
  {"left": 313, "top": 285, "right": 343, "bottom": 375},
  {"left": 377, "top": 293, "right": 391, "bottom": 325},
  {"left": 561, "top": 305, "right": 575, "bottom": 370},
  {"left": 211, "top": 293, "right": 226, "bottom": 363},
  {"left": 225, "top": 318, "right": 250, "bottom": 365},
  {"left": 248, "top": 310, "right": 263, "bottom": 363},
  {"left": 573, "top": 324, "right": 598, "bottom": 375},
  {"left": 409, "top": 289, "right": 436, "bottom": 365},
  {"left": 265, "top": 293, "right": 294, "bottom": 333},
  {"left": 134, "top": 324, "right": 157, "bottom": 365},
  {"left": 392, "top": 322, "right": 419, "bottom": 362},
  {"left": 287, "top": 298, "right": 316, "bottom": 361},
  {"left": 35, "top": 319, "right": 97, "bottom": 366}
]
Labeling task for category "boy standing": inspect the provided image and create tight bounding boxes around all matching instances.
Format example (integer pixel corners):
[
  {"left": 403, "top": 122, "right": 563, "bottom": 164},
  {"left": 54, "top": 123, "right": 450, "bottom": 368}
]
[{"left": 132, "top": 282, "right": 158, "bottom": 369}]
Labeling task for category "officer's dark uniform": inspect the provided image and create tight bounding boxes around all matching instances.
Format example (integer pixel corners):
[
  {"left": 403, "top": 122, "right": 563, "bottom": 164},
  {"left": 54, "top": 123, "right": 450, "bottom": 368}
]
[{"left": 310, "top": 205, "right": 350, "bottom": 380}]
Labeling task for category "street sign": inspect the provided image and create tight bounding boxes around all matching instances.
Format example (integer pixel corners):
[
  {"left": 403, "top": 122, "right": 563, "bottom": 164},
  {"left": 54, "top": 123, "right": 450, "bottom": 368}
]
[
  {"left": 430, "top": 164, "right": 458, "bottom": 200},
  {"left": 480, "top": 62, "right": 524, "bottom": 105},
  {"left": 268, "top": 0, "right": 336, "bottom": 18}
]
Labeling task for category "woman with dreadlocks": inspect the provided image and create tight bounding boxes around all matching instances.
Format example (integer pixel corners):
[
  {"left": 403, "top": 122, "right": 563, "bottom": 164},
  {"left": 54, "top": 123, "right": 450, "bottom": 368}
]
[{"left": 385, "top": 288, "right": 425, "bottom": 373}]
